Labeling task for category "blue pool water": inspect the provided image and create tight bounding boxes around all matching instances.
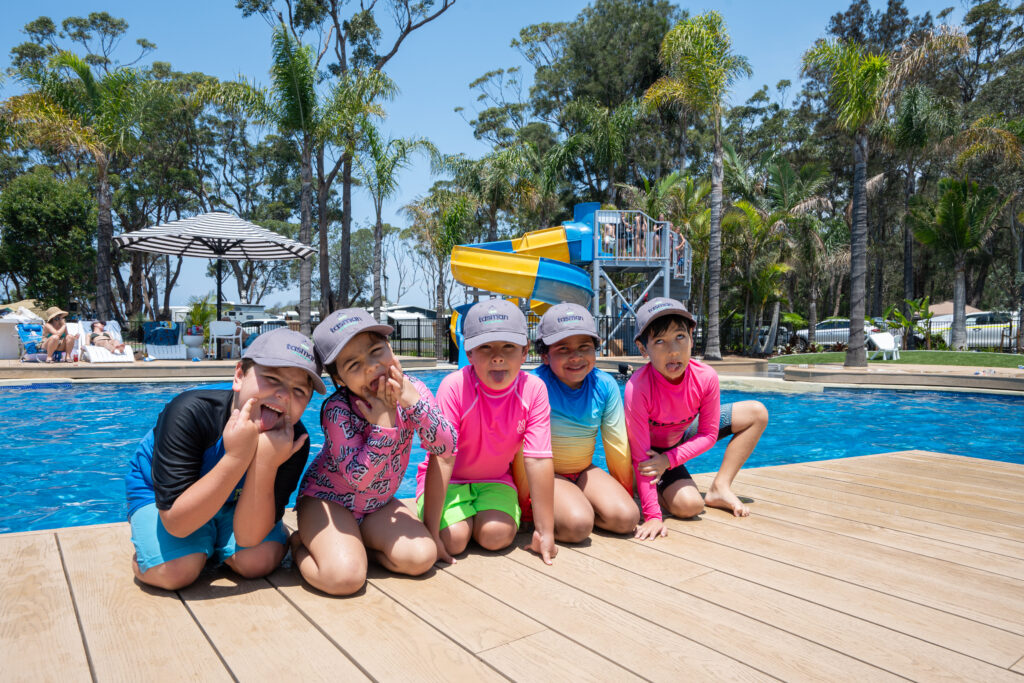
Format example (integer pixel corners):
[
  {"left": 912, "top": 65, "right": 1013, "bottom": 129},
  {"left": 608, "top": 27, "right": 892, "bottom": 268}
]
[{"left": 1, "top": 370, "right": 1022, "bottom": 533}]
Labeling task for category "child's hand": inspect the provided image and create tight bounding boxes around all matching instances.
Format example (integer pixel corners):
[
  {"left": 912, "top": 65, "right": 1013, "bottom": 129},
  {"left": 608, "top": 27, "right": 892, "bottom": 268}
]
[
  {"left": 255, "top": 416, "right": 309, "bottom": 468},
  {"left": 524, "top": 530, "right": 557, "bottom": 565},
  {"left": 433, "top": 533, "right": 456, "bottom": 566},
  {"left": 354, "top": 373, "right": 398, "bottom": 428},
  {"left": 637, "top": 450, "right": 669, "bottom": 483},
  {"left": 634, "top": 518, "right": 668, "bottom": 540},
  {"left": 390, "top": 360, "right": 421, "bottom": 409},
  {"left": 223, "top": 398, "right": 260, "bottom": 463}
]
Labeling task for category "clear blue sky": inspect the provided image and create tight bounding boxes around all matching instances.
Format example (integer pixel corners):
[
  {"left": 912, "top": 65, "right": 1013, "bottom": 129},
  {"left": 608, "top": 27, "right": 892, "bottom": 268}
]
[{"left": 1, "top": 1, "right": 960, "bottom": 310}]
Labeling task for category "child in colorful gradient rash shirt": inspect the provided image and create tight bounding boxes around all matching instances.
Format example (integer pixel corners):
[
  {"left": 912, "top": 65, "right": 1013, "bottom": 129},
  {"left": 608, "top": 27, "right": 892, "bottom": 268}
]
[
  {"left": 625, "top": 298, "right": 768, "bottom": 540},
  {"left": 292, "top": 309, "right": 456, "bottom": 595},
  {"left": 522, "top": 303, "right": 639, "bottom": 541},
  {"left": 416, "top": 298, "right": 557, "bottom": 565}
]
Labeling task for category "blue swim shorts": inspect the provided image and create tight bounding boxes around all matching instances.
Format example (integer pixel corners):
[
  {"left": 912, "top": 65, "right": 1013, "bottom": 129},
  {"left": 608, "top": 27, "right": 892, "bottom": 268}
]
[{"left": 129, "top": 502, "right": 288, "bottom": 573}]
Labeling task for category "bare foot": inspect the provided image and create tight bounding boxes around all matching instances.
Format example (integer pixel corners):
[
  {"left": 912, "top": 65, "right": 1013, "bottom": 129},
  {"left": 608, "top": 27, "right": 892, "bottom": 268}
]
[
  {"left": 286, "top": 530, "right": 303, "bottom": 557},
  {"left": 44, "top": 357, "right": 54, "bottom": 363},
  {"left": 705, "top": 485, "right": 750, "bottom": 517}
]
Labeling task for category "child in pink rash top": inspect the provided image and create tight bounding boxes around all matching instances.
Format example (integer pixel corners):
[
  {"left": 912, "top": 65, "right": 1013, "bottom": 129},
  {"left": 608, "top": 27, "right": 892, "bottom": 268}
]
[
  {"left": 625, "top": 298, "right": 769, "bottom": 540},
  {"left": 292, "top": 309, "right": 456, "bottom": 596},
  {"left": 416, "top": 298, "right": 557, "bottom": 566}
]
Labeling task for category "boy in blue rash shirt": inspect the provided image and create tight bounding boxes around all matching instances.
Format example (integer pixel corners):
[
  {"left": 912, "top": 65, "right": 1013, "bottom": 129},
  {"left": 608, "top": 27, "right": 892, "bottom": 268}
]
[
  {"left": 125, "top": 329, "right": 325, "bottom": 590},
  {"left": 515, "top": 303, "right": 640, "bottom": 541}
]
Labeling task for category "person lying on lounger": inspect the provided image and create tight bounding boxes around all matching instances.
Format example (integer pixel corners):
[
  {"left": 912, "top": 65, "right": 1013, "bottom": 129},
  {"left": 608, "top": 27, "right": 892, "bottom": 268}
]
[{"left": 89, "top": 321, "right": 127, "bottom": 353}]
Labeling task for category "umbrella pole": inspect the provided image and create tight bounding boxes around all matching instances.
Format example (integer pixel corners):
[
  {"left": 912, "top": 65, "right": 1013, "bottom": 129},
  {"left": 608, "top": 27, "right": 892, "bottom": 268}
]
[{"left": 216, "top": 258, "right": 223, "bottom": 360}]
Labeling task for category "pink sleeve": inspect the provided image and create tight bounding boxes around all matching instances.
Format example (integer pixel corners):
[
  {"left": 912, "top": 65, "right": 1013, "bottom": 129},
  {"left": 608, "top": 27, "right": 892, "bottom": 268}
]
[
  {"left": 663, "top": 371, "right": 720, "bottom": 468},
  {"left": 624, "top": 373, "right": 660, "bottom": 521},
  {"left": 434, "top": 371, "right": 462, "bottom": 458},
  {"left": 521, "top": 377, "right": 552, "bottom": 459},
  {"left": 405, "top": 376, "right": 457, "bottom": 459},
  {"left": 321, "top": 396, "right": 401, "bottom": 493}
]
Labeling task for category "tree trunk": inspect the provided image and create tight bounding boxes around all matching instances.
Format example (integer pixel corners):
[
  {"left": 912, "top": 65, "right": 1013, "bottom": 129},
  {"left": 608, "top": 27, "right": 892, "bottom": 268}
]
[
  {"left": 704, "top": 124, "right": 724, "bottom": 360},
  {"left": 808, "top": 279, "right": 818, "bottom": 347},
  {"left": 951, "top": 254, "right": 967, "bottom": 350},
  {"left": 1012, "top": 204, "right": 1024, "bottom": 351},
  {"left": 435, "top": 270, "right": 446, "bottom": 359},
  {"left": 846, "top": 133, "right": 869, "bottom": 367},
  {"left": 95, "top": 160, "right": 114, "bottom": 320},
  {"left": 903, "top": 167, "right": 916, "bottom": 349},
  {"left": 372, "top": 212, "right": 384, "bottom": 322},
  {"left": 299, "top": 138, "right": 314, "bottom": 335},
  {"left": 487, "top": 206, "right": 499, "bottom": 242},
  {"left": 338, "top": 155, "right": 353, "bottom": 307},
  {"left": 317, "top": 146, "right": 333, "bottom": 321}
]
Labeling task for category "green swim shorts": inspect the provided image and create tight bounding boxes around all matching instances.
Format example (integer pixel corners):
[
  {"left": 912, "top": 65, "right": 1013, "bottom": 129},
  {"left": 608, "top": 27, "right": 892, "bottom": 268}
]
[{"left": 417, "top": 482, "right": 521, "bottom": 530}]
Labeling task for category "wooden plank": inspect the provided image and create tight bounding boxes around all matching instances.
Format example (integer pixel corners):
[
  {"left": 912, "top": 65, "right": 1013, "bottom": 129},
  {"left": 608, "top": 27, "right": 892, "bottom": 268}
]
[
  {"left": 504, "top": 544, "right": 896, "bottom": 682},
  {"left": 886, "top": 452, "right": 1024, "bottom": 486},
  {"left": 1013, "top": 656, "right": 1024, "bottom": 674},
  {"left": 0, "top": 533, "right": 90, "bottom": 682},
  {"left": 680, "top": 569, "right": 1024, "bottom": 682},
  {"left": 179, "top": 570, "right": 368, "bottom": 682},
  {"left": 267, "top": 567, "right": 501, "bottom": 681},
  {"left": 689, "top": 479, "right": 1024, "bottom": 580},
  {"left": 690, "top": 511, "right": 1024, "bottom": 635},
  {"left": 479, "top": 629, "right": 645, "bottom": 682},
  {"left": 806, "top": 458, "right": 1024, "bottom": 509},
  {"left": 367, "top": 562, "right": 545, "bottom": 653},
  {"left": 56, "top": 525, "right": 230, "bottom": 680},
  {"left": 445, "top": 543, "right": 766, "bottom": 682},
  {"left": 743, "top": 467, "right": 1024, "bottom": 539},
  {"left": 908, "top": 451, "right": 1024, "bottom": 474},
  {"left": 652, "top": 518, "right": 1024, "bottom": 667}
]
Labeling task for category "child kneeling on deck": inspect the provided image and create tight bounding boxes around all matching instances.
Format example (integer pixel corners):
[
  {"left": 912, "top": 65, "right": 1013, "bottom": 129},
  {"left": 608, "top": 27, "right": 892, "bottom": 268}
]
[
  {"left": 516, "top": 303, "right": 639, "bottom": 542},
  {"left": 291, "top": 309, "right": 456, "bottom": 596},
  {"left": 125, "top": 329, "right": 324, "bottom": 590},
  {"left": 626, "top": 298, "right": 768, "bottom": 540},
  {"left": 417, "top": 299, "right": 557, "bottom": 565}
]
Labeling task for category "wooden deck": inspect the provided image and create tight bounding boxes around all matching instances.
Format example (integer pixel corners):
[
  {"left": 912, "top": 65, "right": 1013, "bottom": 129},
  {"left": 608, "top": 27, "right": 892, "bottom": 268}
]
[{"left": 3, "top": 450, "right": 1023, "bottom": 681}]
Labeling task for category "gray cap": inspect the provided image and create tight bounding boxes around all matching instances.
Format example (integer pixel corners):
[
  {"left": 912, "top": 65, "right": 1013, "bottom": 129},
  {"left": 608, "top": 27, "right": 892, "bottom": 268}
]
[
  {"left": 463, "top": 299, "right": 527, "bottom": 351},
  {"left": 313, "top": 308, "right": 394, "bottom": 368},
  {"left": 537, "top": 302, "right": 599, "bottom": 345},
  {"left": 634, "top": 297, "right": 696, "bottom": 343},
  {"left": 242, "top": 327, "right": 327, "bottom": 394}
]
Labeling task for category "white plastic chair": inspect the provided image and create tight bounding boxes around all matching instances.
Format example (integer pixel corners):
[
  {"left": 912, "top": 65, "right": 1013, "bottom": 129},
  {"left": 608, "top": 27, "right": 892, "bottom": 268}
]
[
  {"left": 867, "top": 332, "right": 900, "bottom": 361},
  {"left": 208, "top": 320, "right": 242, "bottom": 359}
]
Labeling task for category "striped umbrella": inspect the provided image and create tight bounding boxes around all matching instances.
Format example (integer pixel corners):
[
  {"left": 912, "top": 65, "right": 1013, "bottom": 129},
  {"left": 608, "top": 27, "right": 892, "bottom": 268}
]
[{"left": 114, "top": 211, "right": 313, "bottom": 355}]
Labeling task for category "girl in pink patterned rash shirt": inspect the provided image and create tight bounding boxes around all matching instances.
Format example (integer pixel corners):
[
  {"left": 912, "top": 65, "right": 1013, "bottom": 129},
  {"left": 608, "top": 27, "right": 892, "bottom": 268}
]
[
  {"left": 625, "top": 298, "right": 768, "bottom": 540},
  {"left": 291, "top": 309, "right": 456, "bottom": 596}
]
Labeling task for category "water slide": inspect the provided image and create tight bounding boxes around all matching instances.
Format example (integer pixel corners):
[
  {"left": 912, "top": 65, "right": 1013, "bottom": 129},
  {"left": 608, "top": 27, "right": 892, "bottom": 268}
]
[{"left": 449, "top": 204, "right": 600, "bottom": 361}]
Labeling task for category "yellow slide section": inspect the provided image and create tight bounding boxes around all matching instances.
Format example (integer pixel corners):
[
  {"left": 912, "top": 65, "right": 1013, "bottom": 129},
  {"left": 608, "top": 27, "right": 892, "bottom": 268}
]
[
  {"left": 450, "top": 246, "right": 541, "bottom": 300},
  {"left": 508, "top": 227, "right": 572, "bottom": 262}
]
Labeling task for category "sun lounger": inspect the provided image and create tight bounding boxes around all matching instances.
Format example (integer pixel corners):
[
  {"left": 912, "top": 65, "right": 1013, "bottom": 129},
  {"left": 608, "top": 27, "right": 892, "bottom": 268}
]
[
  {"left": 79, "top": 320, "right": 135, "bottom": 363},
  {"left": 867, "top": 331, "right": 900, "bottom": 361}
]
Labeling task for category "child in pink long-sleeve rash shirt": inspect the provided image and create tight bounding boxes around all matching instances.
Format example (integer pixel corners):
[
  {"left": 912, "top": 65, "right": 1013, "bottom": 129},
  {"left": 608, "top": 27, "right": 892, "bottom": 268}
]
[
  {"left": 416, "top": 298, "right": 557, "bottom": 566},
  {"left": 625, "top": 298, "right": 768, "bottom": 540},
  {"left": 292, "top": 309, "right": 456, "bottom": 595}
]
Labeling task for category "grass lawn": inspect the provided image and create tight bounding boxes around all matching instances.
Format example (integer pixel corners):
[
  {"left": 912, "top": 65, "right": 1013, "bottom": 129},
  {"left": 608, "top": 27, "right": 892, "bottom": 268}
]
[{"left": 773, "top": 350, "right": 1024, "bottom": 368}]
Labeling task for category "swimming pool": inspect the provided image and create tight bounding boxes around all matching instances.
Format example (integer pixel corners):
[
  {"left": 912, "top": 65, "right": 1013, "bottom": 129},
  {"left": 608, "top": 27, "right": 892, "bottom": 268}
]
[{"left": 2, "top": 370, "right": 1022, "bottom": 533}]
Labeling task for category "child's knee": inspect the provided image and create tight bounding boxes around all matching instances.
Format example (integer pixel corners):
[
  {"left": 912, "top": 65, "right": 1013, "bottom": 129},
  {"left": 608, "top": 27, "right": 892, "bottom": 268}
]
[
  {"left": 666, "top": 490, "right": 705, "bottom": 519},
  {"left": 392, "top": 537, "right": 437, "bottom": 576},
  {"left": 136, "top": 553, "right": 205, "bottom": 590},
  {"left": 228, "top": 542, "right": 285, "bottom": 579},
  {"left": 475, "top": 520, "right": 517, "bottom": 551},
  {"left": 750, "top": 400, "right": 769, "bottom": 428},
  {"left": 600, "top": 503, "right": 641, "bottom": 534},
  {"left": 442, "top": 521, "right": 471, "bottom": 555},
  {"left": 556, "top": 507, "right": 594, "bottom": 543},
  {"left": 314, "top": 554, "right": 368, "bottom": 596}
]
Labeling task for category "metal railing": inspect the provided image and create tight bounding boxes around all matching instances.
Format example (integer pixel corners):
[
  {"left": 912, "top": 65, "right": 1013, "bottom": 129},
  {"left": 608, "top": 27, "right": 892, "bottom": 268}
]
[{"left": 595, "top": 209, "right": 674, "bottom": 262}]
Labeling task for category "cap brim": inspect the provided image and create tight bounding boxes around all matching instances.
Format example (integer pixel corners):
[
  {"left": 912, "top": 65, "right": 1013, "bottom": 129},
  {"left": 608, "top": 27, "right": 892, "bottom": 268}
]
[
  {"left": 251, "top": 358, "right": 327, "bottom": 394},
  {"left": 634, "top": 308, "right": 696, "bottom": 342},
  {"left": 318, "top": 323, "right": 394, "bottom": 367},
  {"left": 541, "top": 329, "right": 600, "bottom": 345},
  {"left": 465, "top": 330, "right": 528, "bottom": 351}
]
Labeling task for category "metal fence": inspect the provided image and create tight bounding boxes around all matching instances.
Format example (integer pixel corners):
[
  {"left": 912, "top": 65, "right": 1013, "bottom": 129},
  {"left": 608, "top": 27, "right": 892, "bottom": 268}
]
[{"left": 921, "top": 317, "right": 1020, "bottom": 352}]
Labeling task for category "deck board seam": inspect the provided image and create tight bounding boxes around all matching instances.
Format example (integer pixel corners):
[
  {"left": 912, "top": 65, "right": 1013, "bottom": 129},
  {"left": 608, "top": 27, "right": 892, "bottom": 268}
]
[
  {"left": 664, "top": 520, "right": 1024, "bottom": 642},
  {"left": 697, "top": 509, "right": 1024, "bottom": 580},
  {"left": 55, "top": 533, "right": 98, "bottom": 683},
  {"left": 704, "top": 480, "right": 1024, "bottom": 560},
  {"left": 175, "top": 583, "right": 241, "bottom": 682},
  {"left": 742, "top": 469, "right": 1024, "bottom": 531},
  {"left": 364, "top": 576, "right": 515, "bottom": 682}
]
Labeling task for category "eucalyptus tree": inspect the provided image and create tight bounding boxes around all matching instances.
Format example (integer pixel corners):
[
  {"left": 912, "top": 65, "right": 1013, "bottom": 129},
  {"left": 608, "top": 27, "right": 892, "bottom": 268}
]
[
  {"left": 644, "top": 11, "right": 751, "bottom": 360},
  {"left": 355, "top": 126, "right": 436, "bottom": 321},
  {"left": 802, "top": 27, "right": 968, "bottom": 366},
  {"left": 910, "top": 178, "right": 1003, "bottom": 350},
  {"left": 5, "top": 52, "right": 155, "bottom": 319}
]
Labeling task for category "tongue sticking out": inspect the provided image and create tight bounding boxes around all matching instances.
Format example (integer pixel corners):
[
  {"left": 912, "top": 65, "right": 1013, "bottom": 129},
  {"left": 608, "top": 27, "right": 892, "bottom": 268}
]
[{"left": 260, "top": 405, "right": 282, "bottom": 431}]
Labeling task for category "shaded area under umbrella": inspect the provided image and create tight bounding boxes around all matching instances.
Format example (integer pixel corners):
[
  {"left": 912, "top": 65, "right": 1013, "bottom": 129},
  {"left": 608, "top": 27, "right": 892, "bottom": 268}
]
[{"left": 113, "top": 211, "right": 313, "bottom": 358}]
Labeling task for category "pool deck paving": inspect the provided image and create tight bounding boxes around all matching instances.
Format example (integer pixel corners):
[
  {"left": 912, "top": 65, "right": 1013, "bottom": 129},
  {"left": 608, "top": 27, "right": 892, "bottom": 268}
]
[{"left": 2, "top": 450, "right": 1022, "bottom": 681}]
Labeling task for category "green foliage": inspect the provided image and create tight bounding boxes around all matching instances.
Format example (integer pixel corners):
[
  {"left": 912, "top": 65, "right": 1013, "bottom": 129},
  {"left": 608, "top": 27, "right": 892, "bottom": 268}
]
[
  {"left": 910, "top": 177, "right": 1003, "bottom": 257},
  {"left": 184, "top": 295, "right": 216, "bottom": 332},
  {"left": 0, "top": 167, "right": 95, "bottom": 307}
]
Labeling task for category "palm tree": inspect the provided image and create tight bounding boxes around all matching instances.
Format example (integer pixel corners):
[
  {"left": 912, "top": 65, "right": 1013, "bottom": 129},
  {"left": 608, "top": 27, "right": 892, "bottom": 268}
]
[
  {"left": 444, "top": 143, "right": 537, "bottom": 242},
  {"left": 802, "top": 27, "right": 967, "bottom": 366},
  {"left": 6, "top": 53, "right": 153, "bottom": 319},
  {"left": 644, "top": 11, "right": 751, "bottom": 361},
  {"left": 356, "top": 125, "right": 435, "bottom": 321},
  {"left": 910, "top": 178, "right": 1003, "bottom": 350},
  {"left": 666, "top": 175, "right": 711, "bottom": 318}
]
